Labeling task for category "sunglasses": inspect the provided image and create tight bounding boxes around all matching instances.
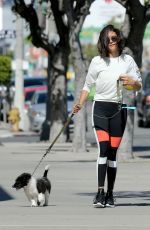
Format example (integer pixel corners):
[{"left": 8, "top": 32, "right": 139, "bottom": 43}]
[{"left": 107, "top": 36, "right": 120, "bottom": 44}]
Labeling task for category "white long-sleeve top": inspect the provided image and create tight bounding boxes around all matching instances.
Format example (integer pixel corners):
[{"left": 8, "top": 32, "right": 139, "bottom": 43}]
[{"left": 83, "top": 54, "right": 142, "bottom": 103}]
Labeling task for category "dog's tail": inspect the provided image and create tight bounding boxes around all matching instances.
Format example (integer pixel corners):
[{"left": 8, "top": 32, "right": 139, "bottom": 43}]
[{"left": 43, "top": 165, "right": 50, "bottom": 178}]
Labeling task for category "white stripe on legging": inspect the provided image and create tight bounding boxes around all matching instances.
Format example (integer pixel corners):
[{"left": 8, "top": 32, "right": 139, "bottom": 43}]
[
  {"left": 98, "top": 156, "right": 107, "bottom": 164},
  {"left": 107, "top": 160, "right": 117, "bottom": 168},
  {"left": 92, "top": 101, "right": 102, "bottom": 185}
]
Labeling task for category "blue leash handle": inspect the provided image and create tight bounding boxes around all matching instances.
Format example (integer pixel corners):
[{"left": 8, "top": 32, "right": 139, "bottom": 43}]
[{"left": 122, "top": 106, "right": 136, "bottom": 110}]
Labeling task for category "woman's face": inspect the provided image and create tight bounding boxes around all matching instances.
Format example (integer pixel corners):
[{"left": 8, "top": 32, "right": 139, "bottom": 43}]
[{"left": 107, "top": 31, "right": 119, "bottom": 54}]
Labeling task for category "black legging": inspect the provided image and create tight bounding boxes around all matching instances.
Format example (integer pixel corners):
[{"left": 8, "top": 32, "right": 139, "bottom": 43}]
[{"left": 92, "top": 101, "right": 127, "bottom": 192}]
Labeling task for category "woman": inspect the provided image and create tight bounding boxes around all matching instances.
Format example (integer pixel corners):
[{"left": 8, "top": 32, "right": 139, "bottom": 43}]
[{"left": 73, "top": 25, "right": 142, "bottom": 208}]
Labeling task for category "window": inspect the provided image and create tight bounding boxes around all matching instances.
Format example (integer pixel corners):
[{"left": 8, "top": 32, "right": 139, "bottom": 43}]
[
  {"left": 37, "top": 93, "right": 47, "bottom": 103},
  {"left": 24, "top": 78, "right": 47, "bottom": 87},
  {"left": 25, "top": 91, "right": 35, "bottom": 101},
  {"left": 144, "top": 74, "right": 150, "bottom": 89}
]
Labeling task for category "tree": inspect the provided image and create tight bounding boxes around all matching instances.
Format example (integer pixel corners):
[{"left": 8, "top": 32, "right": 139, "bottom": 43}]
[
  {"left": 65, "top": 0, "right": 93, "bottom": 152},
  {"left": 0, "top": 55, "right": 12, "bottom": 85},
  {"left": 12, "top": 0, "right": 70, "bottom": 142},
  {"left": 114, "top": 0, "right": 150, "bottom": 159},
  {"left": 12, "top": 0, "right": 95, "bottom": 150},
  {"left": 12, "top": 0, "right": 149, "bottom": 156}
]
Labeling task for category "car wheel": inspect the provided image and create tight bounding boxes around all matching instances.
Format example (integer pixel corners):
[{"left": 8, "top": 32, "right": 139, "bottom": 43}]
[
  {"left": 143, "top": 119, "right": 149, "bottom": 128},
  {"left": 137, "top": 110, "right": 142, "bottom": 117},
  {"left": 137, "top": 119, "right": 143, "bottom": 127}
]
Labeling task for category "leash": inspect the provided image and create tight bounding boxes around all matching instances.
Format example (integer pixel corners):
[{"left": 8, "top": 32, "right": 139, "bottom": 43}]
[
  {"left": 32, "top": 112, "right": 74, "bottom": 176},
  {"left": 117, "top": 79, "right": 136, "bottom": 110},
  {"left": 122, "top": 106, "right": 136, "bottom": 110}
]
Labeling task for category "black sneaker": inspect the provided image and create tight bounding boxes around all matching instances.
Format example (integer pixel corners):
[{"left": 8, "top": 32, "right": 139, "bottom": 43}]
[
  {"left": 105, "top": 191, "right": 115, "bottom": 207},
  {"left": 93, "top": 190, "right": 105, "bottom": 208}
]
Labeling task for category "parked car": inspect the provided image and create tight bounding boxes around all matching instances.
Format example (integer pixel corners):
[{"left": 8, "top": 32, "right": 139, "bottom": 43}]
[
  {"left": 24, "top": 85, "right": 47, "bottom": 110},
  {"left": 136, "top": 71, "right": 150, "bottom": 127},
  {"left": 28, "top": 90, "right": 47, "bottom": 131},
  {"left": 28, "top": 90, "right": 74, "bottom": 132},
  {"left": 10, "top": 75, "right": 47, "bottom": 88},
  {"left": 0, "top": 85, "right": 8, "bottom": 121},
  {"left": 9, "top": 76, "right": 47, "bottom": 100}
]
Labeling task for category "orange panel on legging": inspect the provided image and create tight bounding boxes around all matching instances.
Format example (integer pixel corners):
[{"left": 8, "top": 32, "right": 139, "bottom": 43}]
[
  {"left": 96, "top": 130, "right": 109, "bottom": 142},
  {"left": 110, "top": 136, "right": 122, "bottom": 147}
]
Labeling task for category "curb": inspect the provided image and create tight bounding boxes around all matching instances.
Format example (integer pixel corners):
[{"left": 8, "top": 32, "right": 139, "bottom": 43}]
[
  {"left": 0, "top": 130, "right": 39, "bottom": 138},
  {"left": 0, "top": 132, "right": 13, "bottom": 138}
]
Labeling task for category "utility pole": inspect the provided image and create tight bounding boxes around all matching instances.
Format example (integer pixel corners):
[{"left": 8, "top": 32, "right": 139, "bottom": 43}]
[
  {"left": 0, "top": 0, "right": 3, "bottom": 31},
  {"left": 14, "top": 17, "right": 25, "bottom": 131}
]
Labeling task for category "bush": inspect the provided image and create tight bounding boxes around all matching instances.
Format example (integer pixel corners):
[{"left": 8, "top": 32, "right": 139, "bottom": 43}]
[
  {"left": 0, "top": 55, "right": 12, "bottom": 85},
  {"left": 88, "top": 86, "right": 95, "bottom": 101}
]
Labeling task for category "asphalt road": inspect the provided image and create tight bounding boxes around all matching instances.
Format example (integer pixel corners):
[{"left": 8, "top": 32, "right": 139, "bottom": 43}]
[
  {"left": 0, "top": 111, "right": 150, "bottom": 229},
  {"left": 0, "top": 141, "right": 150, "bottom": 230}
]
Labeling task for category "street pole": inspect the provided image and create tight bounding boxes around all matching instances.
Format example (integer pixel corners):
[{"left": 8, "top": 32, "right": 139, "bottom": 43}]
[
  {"left": 14, "top": 17, "right": 25, "bottom": 131},
  {"left": 0, "top": 0, "right": 3, "bottom": 31}
]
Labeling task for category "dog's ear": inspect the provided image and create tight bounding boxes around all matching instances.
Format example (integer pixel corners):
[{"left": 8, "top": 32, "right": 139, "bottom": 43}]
[
  {"left": 23, "top": 174, "right": 31, "bottom": 181},
  {"left": 20, "top": 173, "right": 31, "bottom": 184}
]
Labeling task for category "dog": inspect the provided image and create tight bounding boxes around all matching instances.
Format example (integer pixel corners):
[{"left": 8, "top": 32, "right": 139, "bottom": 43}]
[{"left": 12, "top": 165, "right": 51, "bottom": 207}]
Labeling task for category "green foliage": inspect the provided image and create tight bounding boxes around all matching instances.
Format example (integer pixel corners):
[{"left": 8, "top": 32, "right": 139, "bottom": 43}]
[
  {"left": 24, "top": 35, "right": 32, "bottom": 44},
  {"left": 144, "top": 0, "right": 150, "bottom": 6},
  {"left": 144, "top": 22, "right": 150, "bottom": 39},
  {"left": 107, "top": 17, "right": 122, "bottom": 29},
  {"left": 0, "top": 55, "right": 12, "bottom": 85},
  {"left": 88, "top": 86, "right": 95, "bottom": 101},
  {"left": 81, "top": 43, "right": 98, "bottom": 101},
  {"left": 82, "top": 44, "right": 99, "bottom": 60}
]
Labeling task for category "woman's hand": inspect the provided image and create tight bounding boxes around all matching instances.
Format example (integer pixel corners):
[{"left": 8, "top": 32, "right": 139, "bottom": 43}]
[
  {"left": 72, "top": 103, "right": 82, "bottom": 114},
  {"left": 119, "top": 74, "right": 135, "bottom": 86},
  {"left": 119, "top": 74, "right": 141, "bottom": 91},
  {"left": 72, "top": 90, "right": 89, "bottom": 114}
]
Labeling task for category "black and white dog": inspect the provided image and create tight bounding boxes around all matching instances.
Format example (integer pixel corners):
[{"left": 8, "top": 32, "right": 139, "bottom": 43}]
[{"left": 12, "top": 165, "right": 51, "bottom": 207}]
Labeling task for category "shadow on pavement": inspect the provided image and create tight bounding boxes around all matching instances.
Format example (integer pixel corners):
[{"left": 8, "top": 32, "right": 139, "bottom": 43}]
[
  {"left": 116, "top": 203, "right": 150, "bottom": 207},
  {"left": 0, "top": 186, "right": 14, "bottom": 201},
  {"left": 116, "top": 190, "right": 150, "bottom": 198},
  {"left": 133, "top": 146, "right": 150, "bottom": 152},
  {"left": 133, "top": 145, "right": 150, "bottom": 158},
  {"left": 138, "top": 155, "right": 150, "bottom": 159},
  {"left": 77, "top": 191, "right": 150, "bottom": 206}
]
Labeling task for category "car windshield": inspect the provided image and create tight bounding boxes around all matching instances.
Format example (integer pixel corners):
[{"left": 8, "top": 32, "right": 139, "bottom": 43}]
[
  {"left": 10, "top": 77, "right": 47, "bottom": 88},
  {"left": 67, "top": 92, "right": 74, "bottom": 101},
  {"left": 25, "top": 91, "right": 35, "bottom": 101},
  {"left": 144, "top": 74, "right": 150, "bottom": 89},
  {"left": 24, "top": 78, "right": 47, "bottom": 87},
  {"left": 37, "top": 93, "right": 47, "bottom": 103}
]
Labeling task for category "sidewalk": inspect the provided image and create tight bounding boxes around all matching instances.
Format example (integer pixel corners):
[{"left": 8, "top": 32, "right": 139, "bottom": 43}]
[
  {"left": 0, "top": 122, "right": 13, "bottom": 138},
  {"left": 0, "top": 122, "right": 38, "bottom": 138},
  {"left": 0, "top": 141, "right": 150, "bottom": 230}
]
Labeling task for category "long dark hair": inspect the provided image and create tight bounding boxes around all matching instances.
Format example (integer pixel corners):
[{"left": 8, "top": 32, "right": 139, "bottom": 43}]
[{"left": 97, "top": 25, "right": 125, "bottom": 58}]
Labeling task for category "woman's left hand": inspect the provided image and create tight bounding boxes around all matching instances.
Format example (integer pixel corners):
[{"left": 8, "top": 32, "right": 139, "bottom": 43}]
[
  {"left": 119, "top": 74, "right": 135, "bottom": 86},
  {"left": 119, "top": 74, "right": 141, "bottom": 91}
]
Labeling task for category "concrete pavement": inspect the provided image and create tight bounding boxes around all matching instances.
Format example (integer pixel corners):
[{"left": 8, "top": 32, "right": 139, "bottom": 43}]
[
  {"left": 0, "top": 122, "right": 39, "bottom": 145},
  {"left": 0, "top": 140, "right": 150, "bottom": 230}
]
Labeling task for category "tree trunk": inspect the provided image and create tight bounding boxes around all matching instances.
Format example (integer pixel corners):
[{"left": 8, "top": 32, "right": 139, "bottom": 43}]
[
  {"left": 70, "top": 35, "right": 87, "bottom": 153},
  {"left": 40, "top": 45, "right": 69, "bottom": 142},
  {"left": 50, "top": 47, "right": 69, "bottom": 142},
  {"left": 118, "top": 12, "right": 148, "bottom": 160},
  {"left": 118, "top": 90, "right": 135, "bottom": 160},
  {"left": 73, "top": 67, "right": 87, "bottom": 152},
  {"left": 39, "top": 3, "right": 70, "bottom": 142},
  {"left": 40, "top": 54, "right": 51, "bottom": 140},
  {"left": 123, "top": 19, "right": 147, "bottom": 68}
]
